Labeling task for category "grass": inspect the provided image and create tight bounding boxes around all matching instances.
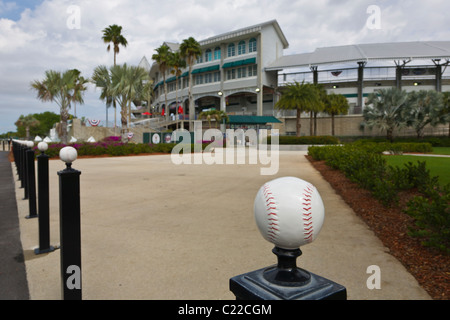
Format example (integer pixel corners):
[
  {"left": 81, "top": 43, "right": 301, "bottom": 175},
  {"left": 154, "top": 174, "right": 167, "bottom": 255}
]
[
  {"left": 432, "top": 147, "right": 450, "bottom": 155},
  {"left": 385, "top": 155, "right": 450, "bottom": 186}
]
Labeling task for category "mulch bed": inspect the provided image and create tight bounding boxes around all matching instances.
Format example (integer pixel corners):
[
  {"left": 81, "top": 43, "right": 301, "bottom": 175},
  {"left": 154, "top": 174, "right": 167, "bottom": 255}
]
[{"left": 306, "top": 155, "right": 449, "bottom": 300}]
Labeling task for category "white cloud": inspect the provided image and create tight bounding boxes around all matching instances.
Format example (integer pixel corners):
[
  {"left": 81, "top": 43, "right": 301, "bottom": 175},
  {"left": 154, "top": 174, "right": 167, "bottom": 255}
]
[{"left": 1, "top": 0, "right": 450, "bottom": 133}]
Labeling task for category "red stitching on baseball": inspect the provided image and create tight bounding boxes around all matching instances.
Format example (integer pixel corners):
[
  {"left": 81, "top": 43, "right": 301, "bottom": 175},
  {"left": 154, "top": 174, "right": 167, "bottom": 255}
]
[
  {"left": 263, "top": 183, "right": 279, "bottom": 243},
  {"left": 302, "top": 184, "right": 315, "bottom": 244}
]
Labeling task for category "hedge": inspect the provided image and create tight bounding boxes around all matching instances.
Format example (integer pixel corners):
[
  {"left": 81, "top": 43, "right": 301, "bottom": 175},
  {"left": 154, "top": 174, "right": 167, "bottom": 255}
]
[
  {"left": 308, "top": 143, "right": 449, "bottom": 253},
  {"left": 267, "top": 135, "right": 340, "bottom": 145}
]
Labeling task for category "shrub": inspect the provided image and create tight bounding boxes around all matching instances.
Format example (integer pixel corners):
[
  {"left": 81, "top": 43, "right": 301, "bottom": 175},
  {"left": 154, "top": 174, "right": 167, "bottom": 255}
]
[
  {"left": 405, "top": 185, "right": 450, "bottom": 253},
  {"left": 308, "top": 142, "right": 449, "bottom": 252},
  {"left": 268, "top": 135, "right": 340, "bottom": 145}
]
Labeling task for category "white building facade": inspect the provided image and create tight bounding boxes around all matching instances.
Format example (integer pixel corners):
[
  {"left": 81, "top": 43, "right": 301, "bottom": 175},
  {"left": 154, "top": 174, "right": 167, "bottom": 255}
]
[{"left": 146, "top": 20, "right": 288, "bottom": 123}]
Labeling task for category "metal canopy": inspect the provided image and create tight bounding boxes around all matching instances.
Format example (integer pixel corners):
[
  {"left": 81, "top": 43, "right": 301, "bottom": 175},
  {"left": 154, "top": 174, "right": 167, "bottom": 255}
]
[{"left": 266, "top": 41, "right": 450, "bottom": 70}]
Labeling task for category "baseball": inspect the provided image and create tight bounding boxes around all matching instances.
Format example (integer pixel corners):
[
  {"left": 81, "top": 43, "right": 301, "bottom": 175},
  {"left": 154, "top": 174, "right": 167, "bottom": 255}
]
[{"left": 254, "top": 177, "right": 325, "bottom": 250}]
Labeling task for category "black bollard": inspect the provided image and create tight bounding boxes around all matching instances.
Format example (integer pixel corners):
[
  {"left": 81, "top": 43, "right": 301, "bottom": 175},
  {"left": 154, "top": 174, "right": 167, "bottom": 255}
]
[
  {"left": 58, "top": 147, "right": 82, "bottom": 300},
  {"left": 35, "top": 142, "right": 55, "bottom": 254},
  {"left": 21, "top": 143, "right": 28, "bottom": 194},
  {"left": 25, "top": 144, "right": 38, "bottom": 219},
  {"left": 230, "top": 177, "right": 347, "bottom": 300}
]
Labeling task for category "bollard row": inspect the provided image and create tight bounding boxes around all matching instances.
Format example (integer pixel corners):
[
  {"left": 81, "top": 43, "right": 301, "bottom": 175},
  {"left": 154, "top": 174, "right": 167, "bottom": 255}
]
[{"left": 11, "top": 141, "right": 82, "bottom": 300}]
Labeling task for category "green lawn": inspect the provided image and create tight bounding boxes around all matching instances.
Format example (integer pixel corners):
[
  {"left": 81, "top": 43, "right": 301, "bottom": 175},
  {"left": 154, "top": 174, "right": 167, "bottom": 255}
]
[
  {"left": 432, "top": 147, "right": 450, "bottom": 155},
  {"left": 385, "top": 155, "right": 450, "bottom": 186}
]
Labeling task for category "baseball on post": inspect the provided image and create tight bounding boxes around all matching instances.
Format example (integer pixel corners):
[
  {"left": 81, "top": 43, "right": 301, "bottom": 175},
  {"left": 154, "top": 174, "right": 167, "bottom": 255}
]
[{"left": 254, "top": 177, "right": 325, "bottom": 250}]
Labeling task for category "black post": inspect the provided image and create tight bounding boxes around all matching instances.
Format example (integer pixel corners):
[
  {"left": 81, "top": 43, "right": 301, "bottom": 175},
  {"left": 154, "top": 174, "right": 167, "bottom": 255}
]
[
  {"left": 230, "top": 247, "right": 347, "bottom": 300},
  {"left": 21, "top": 144, "right": 28, "bottom": 195},
  {"left": 35, "top": 145, "right": 55, "bottom": 254},
  {"left": 25, "top": 147, "right": 38, "bottom": 219},
  {"left": 58, "top": 157, "right": 82, "bottom": 300}
]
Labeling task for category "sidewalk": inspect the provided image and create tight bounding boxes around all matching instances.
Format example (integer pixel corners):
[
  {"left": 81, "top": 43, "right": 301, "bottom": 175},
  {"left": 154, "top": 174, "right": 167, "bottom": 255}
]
[
  {"left": 8, "top": 150, "right": 432, "bottom": 299},
  {"left": 0, "top": 151, "right": 29, "bottom": 300}
]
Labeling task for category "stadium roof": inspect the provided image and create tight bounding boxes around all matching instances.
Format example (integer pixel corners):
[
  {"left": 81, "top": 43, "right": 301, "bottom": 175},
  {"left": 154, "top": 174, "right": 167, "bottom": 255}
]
[{"left": 266, "top": 41, "right": 450, "bottom": 71}]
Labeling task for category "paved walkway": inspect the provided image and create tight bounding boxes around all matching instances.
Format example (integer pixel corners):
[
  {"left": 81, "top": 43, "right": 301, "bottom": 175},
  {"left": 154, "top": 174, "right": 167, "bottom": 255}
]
[
  {"left": 3, "top": 149, "right": 432, "bottom": 300},
  {"left": 0, "top": 151, "right": 29, "bottom": 299}
]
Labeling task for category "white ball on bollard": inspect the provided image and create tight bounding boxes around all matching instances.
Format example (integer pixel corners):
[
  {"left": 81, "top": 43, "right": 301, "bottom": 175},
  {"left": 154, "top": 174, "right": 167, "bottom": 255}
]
[
  {"left": 26, "top": 141, "right": 34, "bottom": 148},
  {"left": 254, "top": 177, "right": 325, "bottom": 250},
  {"left": 37, "top": 142, "right": 48, "bottom": 152},
  {"left": 59, "top": 146, "right": 78, "bottom": 164}
]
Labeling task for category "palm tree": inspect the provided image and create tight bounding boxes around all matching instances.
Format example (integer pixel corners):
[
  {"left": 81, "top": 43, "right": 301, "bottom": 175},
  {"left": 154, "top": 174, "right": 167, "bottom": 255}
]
[
  {"left": 30, "top": 69, "right": 82, "bottom": 144},
  {"left": 152, "top": 44, "right": 172, "bottom": 121},
  {"left": 15, "top": 115, "right": 40, "bottom": 140},
  {"left": 179, "top": 37, "right": 202, "bottom": 131},
  {"left": 92, "top": 65, "right": 115, "bottom": 131},
  {"left": 69, "top": 69, "right": 88, "bottom": 118},
  {"left": 102, "top": 24, "right": 128, "bottom": 66},
  {"left": 109, "top": 64, "right": 150, "bottom": 142},
  {"left": 404, "top": 90, "right": 444, "bottom": 139},
  {"left": 198, "top": 110, "right": 229, "bottom": 129},
  {"left": 169, "top": 51, "right": 187, "bottom": 128},
  {"left": 102, "top": 24, "right": 128, "bottom": 127},
  {"left": 363, "top": 88, "right": 408, "bottom": 142},
  {"left": 275, "top": 81, "right": 322, "bottom": 137},
  {"left": 441, "top": 91, "right": 450, "bottom": 137},
  {"left": 324, "top": 93, "right": 349, "bottom": 136}
]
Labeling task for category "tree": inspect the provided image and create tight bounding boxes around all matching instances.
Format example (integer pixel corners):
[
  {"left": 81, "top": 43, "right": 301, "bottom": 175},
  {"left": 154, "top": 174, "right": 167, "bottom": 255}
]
[
  {"left": 180, "top": 37, "right": 202, "bottom": 131},
  {"left": 152, "top": 44, "right": 172, "bottom": 121},
  {"left": 404, "top": 90, "right": 444, "bottom": 139},
  {"left": 363, "top": 88, "right": 408, "bottom": 142},
  {"left": 198, "top": 110, "right": 229, "bottom": 129},
  {"left": 275, "top": 81, "right": 322, "bottom": 137},
  {"left": 169, "top": 51, "right": 187, "bottom": 127},
  {"left": 109, "top": 64, "right": 150, "bottom": 142},
  {"left": 441, "top": 91, "right": 450, "bottom": 137},
  {"left": 92, "top": 65, "right": 116, "bottom": 131},
  {"left": 102, "top": 24, "right": 128, "bottom": 127},
  {"left": 30, "top": 69, "right": 84, "bottom": 144},
  {"left": 324, "top": 93, "right": 349, "bottom": 136},
  {"left": 70, "top": 69, "right": 88, "bottom": 118},
  {"left": 102, "top": 24, "right": 128, "bottom": 66},
  {"left": 15, "top": 115, "right": 40, "bottom": 140}
]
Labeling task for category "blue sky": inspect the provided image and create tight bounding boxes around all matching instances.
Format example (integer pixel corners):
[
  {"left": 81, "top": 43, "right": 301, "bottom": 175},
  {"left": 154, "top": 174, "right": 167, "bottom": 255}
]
[
  {"left": 1, "top": 0, "right": 450, "bottom": 135},
  {"left": 0, "top": 0, "right": 43, "bottom": 20}
]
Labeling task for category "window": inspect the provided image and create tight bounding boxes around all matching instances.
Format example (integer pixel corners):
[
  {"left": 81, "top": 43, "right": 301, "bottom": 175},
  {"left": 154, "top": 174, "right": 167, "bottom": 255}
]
[
  {"left": 238, "top": 41, "right": 246, "bottom": 55},
  {"left": 195, "top": 74, "right": 203, "bottom": 85},
  {"left": 214, "top": 71, "right": 221, "bottom": 82},
  {"left": 227, "top": 43, "right": 235, "bottom": 57},
  {"left": 205, "top": 49, "right": 212, "bottom": 62},
  {"left": 249, "top": 38, "right": 257, "bottom": 53},
  {"left": 227, "top": 69, "right": 236, "bottom": 80},
  {"left": 237, "top": 67, "right": 247, "bottom": 79},
  {"left": 248, "top": 65, "right": 257, "bottom": 77},
  {"left": 204, "top": 73, "right": 213, "bottom": 84},
  {"left": 214, "top": 47, "right": 221, "bottom": 60}
]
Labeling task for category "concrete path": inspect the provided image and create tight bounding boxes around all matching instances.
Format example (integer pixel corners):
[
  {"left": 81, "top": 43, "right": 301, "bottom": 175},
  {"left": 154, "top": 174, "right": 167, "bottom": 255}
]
[
  {"left": 0, "top": 151, "right": 29, "bottom": 299},
  {"left": 7, "top": 150, "right": 432, "bottom": 300}
]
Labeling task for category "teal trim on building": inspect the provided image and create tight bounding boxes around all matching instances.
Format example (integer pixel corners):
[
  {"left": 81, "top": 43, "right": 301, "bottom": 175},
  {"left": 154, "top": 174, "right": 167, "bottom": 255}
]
[
  {"left": 222, "top": 58, "right": 257, "bottom": 69},
  {"left": 228, "top": 115, "right": 281, "bottom": 125}
]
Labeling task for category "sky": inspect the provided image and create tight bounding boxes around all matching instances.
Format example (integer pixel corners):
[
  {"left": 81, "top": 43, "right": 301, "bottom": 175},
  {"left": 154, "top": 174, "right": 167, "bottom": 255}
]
[{"left": 1, "top": 0, "right": 449, "bottom": 134}]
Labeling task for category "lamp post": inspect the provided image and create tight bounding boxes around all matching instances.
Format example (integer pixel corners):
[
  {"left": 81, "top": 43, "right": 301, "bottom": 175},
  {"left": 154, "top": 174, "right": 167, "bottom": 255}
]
[{"left": 58, "top": 147, "right": 82, "bottom": 300}]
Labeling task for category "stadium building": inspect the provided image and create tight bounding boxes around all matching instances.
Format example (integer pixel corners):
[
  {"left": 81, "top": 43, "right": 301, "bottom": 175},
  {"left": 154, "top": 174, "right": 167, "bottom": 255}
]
[{"left": 137, "top": 20, "right": 450, "bottom": 136}]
